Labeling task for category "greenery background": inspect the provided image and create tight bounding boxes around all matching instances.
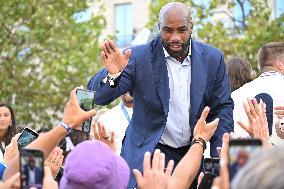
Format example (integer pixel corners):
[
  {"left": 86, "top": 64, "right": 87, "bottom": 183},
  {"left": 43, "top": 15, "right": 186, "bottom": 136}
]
[{"left": 0, "top": 0, "right": 283, "bottom": 128}]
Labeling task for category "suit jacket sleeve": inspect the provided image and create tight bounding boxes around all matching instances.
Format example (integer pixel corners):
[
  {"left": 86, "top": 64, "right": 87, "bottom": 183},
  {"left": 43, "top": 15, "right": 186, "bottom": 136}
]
[
  {"left": 207, "top": 53, "right": 234, "bottom": 157},
  {"left": 87, "top": 54, "right": 136, "bottom": 105}
]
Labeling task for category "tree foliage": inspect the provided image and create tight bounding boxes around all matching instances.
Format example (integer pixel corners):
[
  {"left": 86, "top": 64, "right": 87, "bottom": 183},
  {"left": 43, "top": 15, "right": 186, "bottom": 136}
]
[
  {"left": 0, "top": 0, "right": 106, "bottom": 128},
  {"left": 148, "top": 0, "right": 284, "bottom": 71}
]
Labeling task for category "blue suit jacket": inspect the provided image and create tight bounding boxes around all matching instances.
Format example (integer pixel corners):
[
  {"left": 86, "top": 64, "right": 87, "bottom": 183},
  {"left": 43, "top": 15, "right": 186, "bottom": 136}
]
[{"left": 88, "top": 37, "right": 233, "bottom": 188}]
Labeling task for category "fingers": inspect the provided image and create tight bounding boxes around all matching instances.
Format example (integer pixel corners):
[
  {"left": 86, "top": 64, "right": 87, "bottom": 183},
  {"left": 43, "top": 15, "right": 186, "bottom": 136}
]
[
  {"left": 158, "top": 152, "right": 165, "bottom": 172},
  {"left": 216, "top": 147, "right": 222, "bottom": 157},
  {"left": 221, "top": 133, "right": 229, "bottom": 164},
  {"left": 143, "top": 151, "right": 151, "bottom": 174},
  {"left": 101, "top": 40, "right": 117, "bottom": 55},
  {"left": 86, "top": 109, "right": 97, "bottom": 120},
  {"left": 133, "top": 169, "right": 143, "bottom": 185},
  {"left": 93, "top": 123, "right": 100, "bottom": 140},
  {"left": 237, "top": 121, "right": 250, "bottom": 134},
  {"left": 152, "top": 149, "right": 160, "bottom": 170},
  {"left": 220, "top": 133, "right": 230, "bottom": 189},
  {"left": 242, "top": 100, "right": 253, "bottom": 123},
  {"left": 3, "top": 172, "right": 20, "bottom": 187},
  {"left": 252, "top": 118, "right": 260, "bottom": 138},
  {"left": 274, "top": 106, "right": 284, "bottom": 119},
  {"left": 208, "top": 118, "right": 219, "bottom": 128},
  {"left": 54, "top": 148, "right": 64, "bottom": 166},
  {"left": 110, "top": 131, "right": 115, "bottom": 143},
  {"left": 165, "top": 160, "right": 174, "bottom": 176},
  {"left": 247, "top": 98, "right": 257, "bottom": 117},
  {"left": 69, "top": 86, "right": 84, "bottom": 109},
  {"left": 98, "top": 123, "right": 109, "bottom": 139},
  {"left": 109, "top": 40, "right": 118, "bottom": 52},
  {"left": 274, "top": 106, "right": 284, "bottom": 110},
  {"left": 200, "top": 106, "right": 210, "bottom": 121},
  {"left": 197, "top": 172, "right": 204, "bottom": 187},
  {"left": 124, "top": 49, "right": 132, "bottom": 59},
  {"left": 101, "top": 51, "right": 107, "bottom": 63}
]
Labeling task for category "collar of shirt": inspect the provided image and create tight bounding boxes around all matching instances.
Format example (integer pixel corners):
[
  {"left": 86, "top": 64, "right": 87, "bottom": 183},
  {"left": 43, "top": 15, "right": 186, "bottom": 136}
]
[
  {"left": 260, "top": 71, "right": 284, "bottom": 77},
  {"left": 163, "top": 47, "right": 191, "bottom": 66}
]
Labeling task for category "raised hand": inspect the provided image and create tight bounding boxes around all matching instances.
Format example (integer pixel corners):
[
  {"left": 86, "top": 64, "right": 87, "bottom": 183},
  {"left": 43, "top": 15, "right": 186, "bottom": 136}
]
[
  {"left": 133, "top": 149, "right": 174, "bottom": 189},
  {"left": 100, "top": 40, "right": 131, "bottom": 74},
  {"left": 63, "top": 87, "right": 97, "bottom": 128},
  {"left": 237, "top": 98, "right": 270, "bottom": 147},
  {"left": 44, "top": 147, "right": 64, "bottom": 178},
  {"left": 92, "top": 121, "right": 117, "bottom": 153},
  {"left": 3, "top": 133, "right": 20, "bottom": 165},
  {"left": 193, "top": 106, "right": 219, "bottom": 142}
]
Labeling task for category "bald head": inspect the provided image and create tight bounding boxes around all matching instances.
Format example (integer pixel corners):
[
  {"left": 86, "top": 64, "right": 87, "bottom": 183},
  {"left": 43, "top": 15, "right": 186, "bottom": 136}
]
[{"left": 159, "top": 2, "right": 191, "bottom": 26}]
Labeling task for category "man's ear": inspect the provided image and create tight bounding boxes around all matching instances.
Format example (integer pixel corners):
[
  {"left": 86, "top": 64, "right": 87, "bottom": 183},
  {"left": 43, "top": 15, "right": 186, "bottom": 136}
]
[{"left": 276, "top": 59, "right": 284, "bottom": 71}]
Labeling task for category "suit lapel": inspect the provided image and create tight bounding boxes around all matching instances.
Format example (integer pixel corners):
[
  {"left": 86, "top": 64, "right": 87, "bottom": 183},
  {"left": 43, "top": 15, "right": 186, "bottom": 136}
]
[
  {"left": 190, "top": 41, "right": 207, "bottom": 123},
  {"left": 151, "top": 38, "right": 170, "bottom": 114}
]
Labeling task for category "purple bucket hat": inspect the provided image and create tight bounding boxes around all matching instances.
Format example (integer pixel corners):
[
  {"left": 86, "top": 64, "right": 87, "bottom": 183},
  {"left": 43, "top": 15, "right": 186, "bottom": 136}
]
[{"left": 60, "top": 140, "right": 130, "bottom": 189}]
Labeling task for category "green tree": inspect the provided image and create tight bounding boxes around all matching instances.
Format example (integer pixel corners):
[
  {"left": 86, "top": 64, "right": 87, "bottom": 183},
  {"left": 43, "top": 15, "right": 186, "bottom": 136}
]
[
  {"left": 148, "top": 0, "right": 284, "bottom": 71},
  {"left": 0, "top": 0, "right": 106, "bottom": 128}
]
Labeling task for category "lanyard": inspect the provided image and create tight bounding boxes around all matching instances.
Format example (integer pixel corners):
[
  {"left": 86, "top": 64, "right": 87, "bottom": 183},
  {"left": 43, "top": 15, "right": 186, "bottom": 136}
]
[{"left": 120, "top": 103, "right": 131, "bottom": 123}]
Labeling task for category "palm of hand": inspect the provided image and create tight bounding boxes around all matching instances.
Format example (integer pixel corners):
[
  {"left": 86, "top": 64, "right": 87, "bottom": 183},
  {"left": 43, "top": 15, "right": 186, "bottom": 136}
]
[{"left": 105, "top": 51, "right": 129, "bottom": 74}]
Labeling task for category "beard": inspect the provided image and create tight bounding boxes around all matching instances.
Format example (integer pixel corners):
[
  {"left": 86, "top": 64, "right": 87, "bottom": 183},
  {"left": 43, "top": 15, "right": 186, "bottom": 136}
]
[{"left": 160, "top": 36, "right": 190, "bottom": 59}]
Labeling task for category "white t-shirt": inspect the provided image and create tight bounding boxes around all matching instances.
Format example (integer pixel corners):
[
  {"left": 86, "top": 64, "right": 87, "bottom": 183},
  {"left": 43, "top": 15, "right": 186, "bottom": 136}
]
[{"left": 232, "top": 71, "right": 284, "bottom": 145}]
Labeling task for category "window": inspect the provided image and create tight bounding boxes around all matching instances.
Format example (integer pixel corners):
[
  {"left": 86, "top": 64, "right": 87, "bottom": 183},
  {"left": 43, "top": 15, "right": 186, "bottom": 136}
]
[{"left": 115, "top": 3, "right": 133, "bottom": 48}]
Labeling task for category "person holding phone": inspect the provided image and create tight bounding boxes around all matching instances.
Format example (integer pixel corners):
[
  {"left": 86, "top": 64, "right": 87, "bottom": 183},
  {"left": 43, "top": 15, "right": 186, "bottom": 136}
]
[
  {"left": 87, "top": 2, "right": 233, "bottom": 188},
  {"left": 3, "top": 87, "right": 97, "bottom": 181}
]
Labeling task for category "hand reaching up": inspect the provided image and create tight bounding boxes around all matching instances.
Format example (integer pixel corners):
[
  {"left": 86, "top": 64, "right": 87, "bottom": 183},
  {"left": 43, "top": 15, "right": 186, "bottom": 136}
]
[
  {"left": 45, "top": 147, "right": 64, "bottom": 178},
  {"left": 237, "top": 98, "right": 270, "bottom": 147},
  {"left": 100, "top": 40, "right": 131, "bottom": 74},
  {"left": 92, "top": 122, "right": 117, "bottom": 153},
  {"left": 193, "top": 106, "right": 219, "bottom": 142},
  {"left": 133, "top": 149, "right": 174, "bottom": 189}
]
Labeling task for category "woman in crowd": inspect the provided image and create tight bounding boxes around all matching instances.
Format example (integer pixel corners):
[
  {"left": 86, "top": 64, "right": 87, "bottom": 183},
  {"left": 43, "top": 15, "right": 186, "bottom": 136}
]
[
  {"left": 0, "top": 103, "right": 16, "bottom": 161},
  {"left": 226, "top": 56, "right": 254, "bottom": 92}
]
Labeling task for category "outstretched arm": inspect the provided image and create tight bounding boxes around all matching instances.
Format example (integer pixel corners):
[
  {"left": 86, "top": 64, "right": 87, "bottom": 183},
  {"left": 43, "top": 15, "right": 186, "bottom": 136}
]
[{"left": 3, "top": 87, "right": 97, "bottom": 180}]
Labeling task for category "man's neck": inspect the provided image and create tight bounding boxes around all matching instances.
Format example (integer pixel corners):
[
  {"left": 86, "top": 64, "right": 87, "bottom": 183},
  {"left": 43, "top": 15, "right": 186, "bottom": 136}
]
[
  {"left": 261, "top": 66, "right": 279, "bottom": 73},
  {"left": 0, "top": 129, "right": 6, "bottom": 139},
  {"left": 123, "top": 102, "right": 133, "bottom": 108}
]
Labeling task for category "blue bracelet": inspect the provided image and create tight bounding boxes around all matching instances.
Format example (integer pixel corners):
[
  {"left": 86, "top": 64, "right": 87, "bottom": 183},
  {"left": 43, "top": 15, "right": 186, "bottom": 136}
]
[{"left": 59, "top": 121, "right": 72, "bottom": 134}]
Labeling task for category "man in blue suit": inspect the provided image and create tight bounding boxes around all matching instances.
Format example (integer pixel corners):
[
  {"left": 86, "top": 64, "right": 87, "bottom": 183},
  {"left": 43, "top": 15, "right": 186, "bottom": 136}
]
[{"left": 88, "top": 2, "right": 233, "bottom": 188}]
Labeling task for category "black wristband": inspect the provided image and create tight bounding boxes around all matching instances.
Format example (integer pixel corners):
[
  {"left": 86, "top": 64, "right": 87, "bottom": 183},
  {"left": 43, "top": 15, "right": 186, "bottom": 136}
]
[{"left": 191, "top": 138, "right": 207, "bottom": 151}]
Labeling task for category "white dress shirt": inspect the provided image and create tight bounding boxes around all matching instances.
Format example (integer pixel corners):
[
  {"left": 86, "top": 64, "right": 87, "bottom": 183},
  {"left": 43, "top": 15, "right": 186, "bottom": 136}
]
[{"left": 159, "top": 48, "right": 192, "bottom": 148}]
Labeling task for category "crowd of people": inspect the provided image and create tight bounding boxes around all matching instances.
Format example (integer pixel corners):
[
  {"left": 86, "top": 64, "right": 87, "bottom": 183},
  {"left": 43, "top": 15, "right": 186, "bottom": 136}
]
[{"left": 1, "top": 2, "right": 284, "bottom": 189}]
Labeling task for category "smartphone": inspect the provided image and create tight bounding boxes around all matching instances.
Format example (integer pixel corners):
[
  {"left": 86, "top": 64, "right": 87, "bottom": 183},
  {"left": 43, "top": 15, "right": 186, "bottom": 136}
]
[
  {"left": 203, "top": 157, "right": 220, "bottom": 176},
  {"left": 229, "top": 139, "right": 262, "bottom": 181},
  {"left": 18, "top": 128, "right": 39, "bottom": 148},
  {"left": 76, "top": 89, "right": 95, "bottom": 133},
  {"left": 20, "top": 149, "right": 44, "bottom": 189}
]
